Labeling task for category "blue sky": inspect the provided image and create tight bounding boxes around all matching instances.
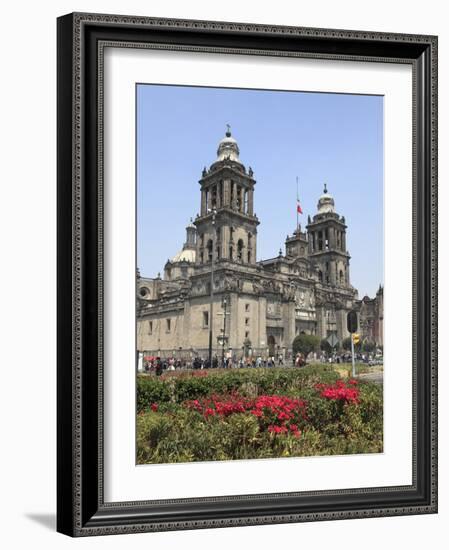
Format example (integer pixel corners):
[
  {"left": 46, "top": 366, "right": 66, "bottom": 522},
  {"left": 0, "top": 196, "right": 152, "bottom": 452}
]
[{"left": 137, "top": 84, "right": 383, "bottom": 298}]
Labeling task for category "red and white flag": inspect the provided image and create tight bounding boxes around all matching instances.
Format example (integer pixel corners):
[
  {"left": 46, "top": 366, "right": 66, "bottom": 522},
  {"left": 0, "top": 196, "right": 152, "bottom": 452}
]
[{"left": 296, "top": 176, "right": 303, "bottom": 215}]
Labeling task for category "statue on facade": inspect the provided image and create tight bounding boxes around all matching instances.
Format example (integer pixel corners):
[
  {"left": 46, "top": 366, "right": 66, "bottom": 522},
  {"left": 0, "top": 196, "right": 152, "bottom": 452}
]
[
  {"left": 252, "top": 280, "right": 263, "bottom": 294},
  {"left": 224, "top": 277, "right": 239, "bottom": 291}
]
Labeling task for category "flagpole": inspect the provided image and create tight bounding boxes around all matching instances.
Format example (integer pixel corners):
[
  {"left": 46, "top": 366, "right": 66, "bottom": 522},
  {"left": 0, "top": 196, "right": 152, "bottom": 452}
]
[{"left": 296, "top": 176, "right": 299, "bottom": 232}]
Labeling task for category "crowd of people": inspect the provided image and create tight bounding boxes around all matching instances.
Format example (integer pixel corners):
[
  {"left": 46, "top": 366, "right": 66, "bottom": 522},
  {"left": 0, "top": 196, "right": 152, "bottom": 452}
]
[
  {"left": 318, "top": 351, "right": 383, "bottom": 365},
  {"left": 142, "top": 350, "right": 382, "bottom": 376},
  {"left": 143, "top": 353, "right": 293, "bottom": 375}
]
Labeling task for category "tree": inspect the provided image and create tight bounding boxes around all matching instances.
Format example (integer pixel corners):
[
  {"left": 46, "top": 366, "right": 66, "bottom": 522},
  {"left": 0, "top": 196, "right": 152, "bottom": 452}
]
[
  {"left": 292, "top": 334, "right": 320, "bottom": 360},
  {"left": 362, "top": 340, "right": 375, "bottom": 353},
  {"left": 320, "top": 338, "right": 332, "bottom": 354},
  {"left": 342, "top": 335, "right": 362, "bottom": 353},
  {"left": 342, "top": 337, "right": 352, "bottom": 351}
]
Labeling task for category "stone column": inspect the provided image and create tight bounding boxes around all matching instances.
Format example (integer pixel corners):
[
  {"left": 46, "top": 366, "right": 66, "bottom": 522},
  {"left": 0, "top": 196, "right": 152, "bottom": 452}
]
[
  {"left": 253, "top": 231, "right": 257, "bottom": 263},
  {"left": 220, "top": 181, "right": 224, "bottom": 208},
  {"left": 257, "top": 296, "right": 267, "bottom": 353},
  {"left": 330, "top": 261, "right": 336, "bottom": 286},
  {"left": 216, "top": 183, "right": 221, "bottom": 209},
  {"left": 248, "top": 188, "right": 254, "bottom": 216},
  {"left": 336, "top": 308, "right": 349, "bottom": 341},
  {"left": 228, "top": 293, "right": 239, "bottom": 352},
  {"left": 316, "top": 306, "right": 327, "bottom": 339},
  {"left": 222, "top": 225, "right": 229, "bottom": 260},
  {"left": 283, "top": 301, "right": 296, "bottom": 353},
  {"left": 223, "top": 179, "right": 230, "bottom": 206},
  {"left": 330, "top": 227, "right": 336, "bottom": 249},
  {"left": 201, "top": 189, "right": 206, "bottom": 216}
]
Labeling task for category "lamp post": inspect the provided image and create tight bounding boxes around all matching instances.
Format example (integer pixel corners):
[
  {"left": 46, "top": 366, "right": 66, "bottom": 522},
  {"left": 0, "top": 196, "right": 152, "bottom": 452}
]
[
  {"left": 217, "top": 296, "right": 230, "bottom": 367},
  {"left": 208, "top": 208, "right": 217, "bottom": 367}
]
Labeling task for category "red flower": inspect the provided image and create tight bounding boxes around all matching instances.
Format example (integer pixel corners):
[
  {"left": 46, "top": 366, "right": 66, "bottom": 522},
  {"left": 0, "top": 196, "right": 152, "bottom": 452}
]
[
  {"left": 183, "top": 392, "right": 308, "bottom": 431},
  {"left": 316, "top": 380, "right": 360, "bottom": 404},
  {"left": 150, "top": 403, "right": 158, "bottom": 412}
]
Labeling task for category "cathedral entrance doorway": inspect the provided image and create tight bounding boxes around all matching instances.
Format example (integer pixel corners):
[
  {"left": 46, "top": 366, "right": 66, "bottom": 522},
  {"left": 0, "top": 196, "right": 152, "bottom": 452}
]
[{"left": 267, "top": 335, "right": 276, "bottom": 357}]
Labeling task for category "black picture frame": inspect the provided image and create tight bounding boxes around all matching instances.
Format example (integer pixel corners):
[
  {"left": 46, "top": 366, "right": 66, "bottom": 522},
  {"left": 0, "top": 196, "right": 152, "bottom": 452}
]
[{"left": 57, "top": 12, "right": 438, "bottom": 536}]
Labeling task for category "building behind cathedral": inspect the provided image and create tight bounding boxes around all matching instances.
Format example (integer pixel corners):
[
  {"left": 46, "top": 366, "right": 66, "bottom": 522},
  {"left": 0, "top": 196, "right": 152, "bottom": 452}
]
[{"left": 137, "top": 128, "right": 383, "bottom": 360}]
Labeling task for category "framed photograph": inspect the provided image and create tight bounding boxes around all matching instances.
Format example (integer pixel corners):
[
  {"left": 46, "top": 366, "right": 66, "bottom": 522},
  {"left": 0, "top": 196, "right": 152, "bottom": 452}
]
[{"left": 57, "top": 12, "right": 438, "bottom": 536}]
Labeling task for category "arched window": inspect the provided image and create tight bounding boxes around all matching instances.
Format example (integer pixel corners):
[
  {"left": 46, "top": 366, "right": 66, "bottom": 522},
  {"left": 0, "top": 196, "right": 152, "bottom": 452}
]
[
  {"left": 237, "top": 239, "right": 244, "bottom": 261},
  {"left": 229, "top": 246, "right": 233, "bottom": 260},
  {"left": 318, "top": 270, "right": 323, "bottom": 283},
  {"left": 247, "top": 233, "right": 252, "bottom": 263},
  {"left": 339, "top": 269, "right": 344, "bottom": 285},
  {"left": 207, "top": 240, "right": 213, "bottom": 262}
]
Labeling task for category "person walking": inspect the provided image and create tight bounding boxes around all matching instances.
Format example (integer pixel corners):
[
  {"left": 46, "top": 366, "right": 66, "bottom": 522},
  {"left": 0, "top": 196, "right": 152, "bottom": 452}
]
[{"left": 155, "top": 357, "right": 163, "bottom": 377}]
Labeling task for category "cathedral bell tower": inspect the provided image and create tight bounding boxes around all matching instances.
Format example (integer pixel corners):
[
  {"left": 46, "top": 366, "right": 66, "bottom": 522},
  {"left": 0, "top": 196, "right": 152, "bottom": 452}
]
[
  {"left": 194, "top": 127, "right": 259, "bottom": 265},
  {"left": 306, "top": 184, "right": 351, "bottom": 288}
]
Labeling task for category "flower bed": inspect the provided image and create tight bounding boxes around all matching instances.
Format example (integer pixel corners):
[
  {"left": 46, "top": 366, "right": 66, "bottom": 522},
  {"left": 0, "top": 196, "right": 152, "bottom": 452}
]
[
  {"left": 137, "top": 366, "right": 382, "bottom": 464},
  {"left": 315, "top": 379, "right": 360, "bottom": 404},
  {"left": 184, "top": 392, "right": 307, "bottom": 438},
  {"left": 137, "top": 364, "right": 341, "bottom": 412}
]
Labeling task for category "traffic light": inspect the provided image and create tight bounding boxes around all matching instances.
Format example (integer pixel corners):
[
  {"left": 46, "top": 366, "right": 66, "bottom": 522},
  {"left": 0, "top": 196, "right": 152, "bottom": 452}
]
[
  {"left": 352, "top": 333, "right": 360, "bottom": 345},
  {"left": 347, "top": 310, "right": 358, "bottom": 333}
]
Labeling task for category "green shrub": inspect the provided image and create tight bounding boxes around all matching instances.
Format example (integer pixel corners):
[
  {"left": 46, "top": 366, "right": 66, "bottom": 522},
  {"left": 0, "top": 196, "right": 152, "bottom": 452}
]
[
  {"left": 136, "top": 369, "right": 383, "bottom": 463},
  {"left": 292, "top": 334, "right": 320, "bottom": 358},
  {"left": 138, "top": 365, "right": 341, "bottom": 411},
  {"left": 137, "top": 377, "right": 172, "bottom": 412}
]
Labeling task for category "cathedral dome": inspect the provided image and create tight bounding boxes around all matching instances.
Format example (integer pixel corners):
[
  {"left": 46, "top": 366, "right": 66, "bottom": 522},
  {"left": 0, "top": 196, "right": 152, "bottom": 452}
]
[
  {"left": 169, "top": 219, "right": 197, "bottom": 263},
  {"left": 317, "top": 183, "right": 335, "bottom": 214},
  {"left": 215, "top": 126, "right": 242, "bottom": 164},
  {"left": 171, "top": 248, "right": 196, "bottom": 263}
]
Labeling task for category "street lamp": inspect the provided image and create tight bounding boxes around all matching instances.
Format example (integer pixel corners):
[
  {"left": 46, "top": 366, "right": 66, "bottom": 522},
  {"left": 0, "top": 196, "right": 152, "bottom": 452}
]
[
  {"left": 217, "top": 295, "right": 230, "bottom": 368},
  {"left": 208, "top": 208, "right": 217, "bottom": 366}
]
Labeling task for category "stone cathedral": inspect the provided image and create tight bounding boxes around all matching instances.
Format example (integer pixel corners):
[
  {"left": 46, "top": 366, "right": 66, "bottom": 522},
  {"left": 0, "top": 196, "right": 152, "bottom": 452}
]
[{"left": 137, "top": 128, "right": 383, "bottom": 359}]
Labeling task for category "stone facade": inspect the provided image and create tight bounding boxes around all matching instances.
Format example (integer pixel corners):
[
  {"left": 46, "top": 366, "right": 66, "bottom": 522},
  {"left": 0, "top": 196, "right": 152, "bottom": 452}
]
[
  {"left": 356, "top": 286, "right": 384, "bottom": 346},
  {"left": 137, "top": 129, "right": 383, "bottom": 359}
]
